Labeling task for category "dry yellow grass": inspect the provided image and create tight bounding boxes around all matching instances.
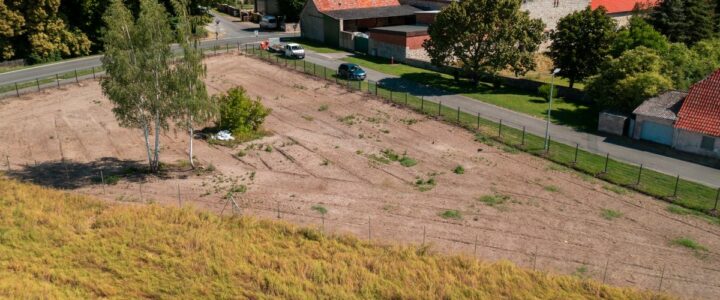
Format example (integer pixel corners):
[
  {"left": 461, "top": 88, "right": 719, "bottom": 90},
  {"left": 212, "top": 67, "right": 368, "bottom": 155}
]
[{"left": 0, "top": 177, "right": 671, "bottom": 299}]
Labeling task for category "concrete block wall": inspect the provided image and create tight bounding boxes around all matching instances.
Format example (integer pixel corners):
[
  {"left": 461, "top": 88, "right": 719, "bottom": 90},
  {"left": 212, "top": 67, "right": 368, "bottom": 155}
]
[{"left": 521, "top": 0, "right": 591, "bottom": 30}]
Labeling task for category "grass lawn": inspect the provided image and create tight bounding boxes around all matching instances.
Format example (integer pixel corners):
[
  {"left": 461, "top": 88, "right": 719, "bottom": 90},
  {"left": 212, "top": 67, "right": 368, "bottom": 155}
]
[
  {"left": 342, "top": 55, "right": 597, "bottom": 131},
  {"left": 283, "top": 37, "right": 343, "bottom": 54}
]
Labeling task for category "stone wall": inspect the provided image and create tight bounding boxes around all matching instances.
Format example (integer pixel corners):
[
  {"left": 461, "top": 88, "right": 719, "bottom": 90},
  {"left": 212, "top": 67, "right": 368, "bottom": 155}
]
[{"left": 369, "top": 38, "right": 407, "bottom": 61}]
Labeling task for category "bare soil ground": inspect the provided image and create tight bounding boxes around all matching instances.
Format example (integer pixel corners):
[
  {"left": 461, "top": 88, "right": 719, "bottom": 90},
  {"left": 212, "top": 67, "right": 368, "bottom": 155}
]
[{"left": 1, "top": 53, "right": 719, "bottom": 299}]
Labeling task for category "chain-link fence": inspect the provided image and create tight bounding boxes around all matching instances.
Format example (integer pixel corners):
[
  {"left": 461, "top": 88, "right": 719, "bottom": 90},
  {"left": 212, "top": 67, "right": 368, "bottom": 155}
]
[{"left": 241, "top": 44, "right": 720, "bottom": 219}]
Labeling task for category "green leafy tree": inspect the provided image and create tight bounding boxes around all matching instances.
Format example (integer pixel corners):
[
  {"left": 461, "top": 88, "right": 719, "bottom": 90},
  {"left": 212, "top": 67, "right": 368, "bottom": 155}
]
[
  {"left": 611, "top": 16, "right": 669, "bottom": 57},
  {"left": 171, "top": 0, "right": 216, "bottom": 168},
  {"left": 548, "top": 7, "right": 616, "bottom": 88},
  {"left": 278, "top": 0, "right": 305, "bottom": 22},
  {"left": 587, "top": 47, "right": 673, "bottom": 112},
  {"left": 101, "top": 0, "right": 175, "bottom": 172},
  {"left": 0, "top": 0, "right": 90, "bottom": 62},
  {"left": 216, "top": 87, "right": 270, "bottom": 141},
  {"left": 423, "top": 0, "right": 545, "bottom": 85},
  {"left": 650, "top": 0, "right": 716, "bottom": 45}
]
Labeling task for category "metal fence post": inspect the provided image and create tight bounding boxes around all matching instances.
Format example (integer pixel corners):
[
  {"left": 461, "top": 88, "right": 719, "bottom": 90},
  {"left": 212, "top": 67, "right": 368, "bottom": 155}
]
[
  {"left": 637, "top": 164, "right": 643, "bottom": 185},
  {"left": 521, "top": 126, "right": 526, "bottom": 145},
  {"left": 573, "top": 144, "right": 579, "bottom": 164},
  {"left": 92, "top": 67, "right": 96, "bottom": 79},
  {"left": 14, "top": 83, "right": 19, "bottom": 97},
  {"left": 405, "top": 92, "right": 408, "bottom": 105},
  {"left": 456, "top": 106, "right": 460, "bottom": 122},
  {"left": 421, "top": 96, "right": 424, "bottom": 111},
  {"left": 390, "top": 90, "right": 393, "bottom": 102},
  {"left": 498, "top": 120, "right": 503, "bottom": 136},
  {"left": 56, "top": 74, "right": 60, "bottom": 88},
  {"left": 438, "top": 101, "right": 441, "bottom": 116},
  {"left": 603, "top": 153, "right": 610, "bottom": 173},
  {"left": 713, "top": 188, "right": 720, "bottom": 211},
  {"left": 673, "top": 175, "right": 680, "bottom": 197},
  {"left": 75, "top": 69, "right": 79, "bottom": 83},
  {"left": 36, "top": 78, "right": 40, "bottom": 91}
]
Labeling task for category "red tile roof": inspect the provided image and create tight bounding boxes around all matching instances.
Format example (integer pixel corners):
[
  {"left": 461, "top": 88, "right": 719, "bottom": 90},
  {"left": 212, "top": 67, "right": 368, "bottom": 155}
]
[
  {"left": 314, "top": 0, "right": 402, "bottom": 12},
  {"left": 675, "top": 69, "right": 720, "bottom": 137},
  {"left": 591, "top": 0, "right": 658, "bottom": 14}
]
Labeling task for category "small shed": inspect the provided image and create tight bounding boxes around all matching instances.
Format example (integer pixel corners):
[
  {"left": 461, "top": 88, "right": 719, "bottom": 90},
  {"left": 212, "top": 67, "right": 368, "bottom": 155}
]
[
  {"left": 598, "top": 111, "right": 630, "bottom": 136},
  {"left": 367, "top": 25, "right": 429, "bottom": 61},
  {"left": 631, "top": 91, "right": 686, "bottom": 146}
]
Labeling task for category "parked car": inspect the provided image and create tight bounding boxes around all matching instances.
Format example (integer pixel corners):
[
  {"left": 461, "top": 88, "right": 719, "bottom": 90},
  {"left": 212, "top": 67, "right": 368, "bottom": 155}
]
[
  {"left": 259, "top": 15, "right": 277, "bottom": 29},
  {"left": 283, "top": 43, "right": 305, "bottom": 59},
  {"left": 338, "top": 63, "right": 366, "bottom": 80}
]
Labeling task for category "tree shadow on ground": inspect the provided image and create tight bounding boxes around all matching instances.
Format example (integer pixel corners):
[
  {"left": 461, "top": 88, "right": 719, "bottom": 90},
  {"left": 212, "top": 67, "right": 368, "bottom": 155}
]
[{"left": 5, "top": 157, "right": 158, "bottom": 190}]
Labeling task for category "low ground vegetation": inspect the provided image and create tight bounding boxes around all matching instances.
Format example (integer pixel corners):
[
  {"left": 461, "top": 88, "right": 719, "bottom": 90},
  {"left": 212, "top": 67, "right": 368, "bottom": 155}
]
[{"left": 0, "top": 178, "right": 670, "bottom": 299}]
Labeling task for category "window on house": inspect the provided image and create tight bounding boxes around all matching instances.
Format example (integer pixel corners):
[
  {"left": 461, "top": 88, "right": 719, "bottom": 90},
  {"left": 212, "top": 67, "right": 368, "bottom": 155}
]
[{"left": 701, "top": 136, "right": 716, "bottom": 151}]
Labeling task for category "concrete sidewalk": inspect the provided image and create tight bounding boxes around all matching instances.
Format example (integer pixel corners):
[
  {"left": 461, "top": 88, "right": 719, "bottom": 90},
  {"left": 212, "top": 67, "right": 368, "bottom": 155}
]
[{"left": 303, "top": 51, "right": 720, "bottom": 188}]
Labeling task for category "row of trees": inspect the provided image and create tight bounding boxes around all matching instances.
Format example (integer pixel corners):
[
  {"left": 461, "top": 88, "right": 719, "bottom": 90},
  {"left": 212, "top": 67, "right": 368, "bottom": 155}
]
[
  {"left": 550, "top": 0, "right": 720, "bottom": 112},
  {"left": 0, "top": 0, "right": 214, "bottom": 63},
  {"left": 102, "top": 0, "right": 213, "bottom": 171}
]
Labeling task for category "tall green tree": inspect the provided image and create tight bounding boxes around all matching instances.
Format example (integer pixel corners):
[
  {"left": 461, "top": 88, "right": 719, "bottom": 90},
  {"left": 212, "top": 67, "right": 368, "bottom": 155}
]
[
  {"left": 423, "top": 0, "right": 545, "bottom": 85},
  {"left": 101, "top": 0, "right": 175, "bottom": 172},
  {"left": 278, "top": 0, "right": 305, "bottom": 21},
  {"left": 0, "top": 0, "right": 90, "bottom": 62},
  {"left": 587, "top": 47, "right": 673, "bottom": 112},
  {"left": 172, "top": 0, "right": 216, "bottom": 168},
  {"left": 611, "top": 16, "right": 669, "bottom": 57},
  {"left": 548, "top": 7, "right": 616, "bottom": 88},
  {"left": 650, "top": 0, "right": 716, "bottom": 45}
]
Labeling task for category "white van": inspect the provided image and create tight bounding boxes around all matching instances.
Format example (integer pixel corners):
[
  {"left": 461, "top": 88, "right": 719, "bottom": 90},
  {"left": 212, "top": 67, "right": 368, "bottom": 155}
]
[{"left": 283, "top": 43, "right": 305, "bottom": 59}]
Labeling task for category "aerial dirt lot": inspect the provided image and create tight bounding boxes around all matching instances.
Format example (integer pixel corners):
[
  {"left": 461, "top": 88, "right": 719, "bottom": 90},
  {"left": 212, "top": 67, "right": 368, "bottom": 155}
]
[{"left": 1, "top": 54, "right": 719, "bottom": 299}]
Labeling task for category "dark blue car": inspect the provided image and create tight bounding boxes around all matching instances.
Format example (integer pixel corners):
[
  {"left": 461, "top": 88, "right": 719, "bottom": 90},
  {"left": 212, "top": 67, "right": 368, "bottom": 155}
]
[{"left": 338, "top": 63, "right": 366, "bottom": 80}]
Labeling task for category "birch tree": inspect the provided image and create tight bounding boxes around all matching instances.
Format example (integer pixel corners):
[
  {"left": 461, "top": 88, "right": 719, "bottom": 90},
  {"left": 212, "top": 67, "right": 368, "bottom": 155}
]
[
  {"left": 101, "top": 0, "right": 174, "bottom": 172},
  {"left": 171, "top": 0, "right": 216, "bottom": 168}
]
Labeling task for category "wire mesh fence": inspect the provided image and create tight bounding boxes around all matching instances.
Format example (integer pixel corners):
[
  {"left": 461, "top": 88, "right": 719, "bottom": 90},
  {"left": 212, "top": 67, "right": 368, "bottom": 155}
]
[
  {"left": 239, "top": 44, "right": 720, "bottom": 219},
  {"left": 80, "top": 177, "right": 720, "bottom": 298}
]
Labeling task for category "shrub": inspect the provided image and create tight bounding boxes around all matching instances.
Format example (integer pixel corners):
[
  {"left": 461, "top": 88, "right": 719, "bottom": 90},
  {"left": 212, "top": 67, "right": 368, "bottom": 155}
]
[
  {"left": 215, "top": 87, "right": 271, "bottom": 139},
  {"left": 453, "top": 165, "right": 465, "bottom": 174},
  {"left": 537, "top": 84, "right": 558, "bottom": 101}
]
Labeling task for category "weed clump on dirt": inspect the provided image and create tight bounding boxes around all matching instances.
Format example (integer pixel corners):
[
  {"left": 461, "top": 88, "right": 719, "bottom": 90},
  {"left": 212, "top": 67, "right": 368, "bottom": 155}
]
[
  {"left": 544, "top": 185, "right": 559, "bottom": 192},
  {"left": 601, "top": 209, "right": 623, "bottom": 220},
  {"left": 0, "top": 178, "right": 671, "bottom": 299},
  {"left": 338, "top": 114, "right": 357, "bottom": 126},
  {"left": 439, "top": 210, "right": 462, "bottom": 220},
  {"left": 453, "top": 165, "right": 465, "bottom": 175},
  {"left": 415, "top": 177, "right": 436, "bottom": 192},
  {"left": 318, "top": 104, "right": 328, "bottom": 111},
  {"left": 311, "top": 205, "right": 328, "bottom": 215},
  {"left": 478, "top": 194, "right": 511, "bottom": 207},
  {"left": 672, "top": 237, "right": 707, "bottom": 251}
]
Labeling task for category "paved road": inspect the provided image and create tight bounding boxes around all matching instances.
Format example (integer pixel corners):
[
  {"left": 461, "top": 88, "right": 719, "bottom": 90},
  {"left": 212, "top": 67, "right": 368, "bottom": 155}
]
[
  {"left": 302, "top": 51, "right": 720, "bottom": 188},
  {"left": 0, "top": 33, "right": 297, "bottom": 86},
  {"left": 2, "top": 33, "right": 718, "bottom": 188}
]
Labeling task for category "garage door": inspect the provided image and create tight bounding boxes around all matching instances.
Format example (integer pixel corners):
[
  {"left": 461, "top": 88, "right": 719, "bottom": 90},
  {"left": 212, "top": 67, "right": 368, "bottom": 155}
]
[{"left": 640, "top": 121, "right": 674, "bottom": 146}]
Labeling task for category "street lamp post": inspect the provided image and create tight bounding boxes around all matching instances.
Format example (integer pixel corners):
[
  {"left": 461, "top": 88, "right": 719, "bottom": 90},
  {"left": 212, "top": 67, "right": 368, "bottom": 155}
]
[{"left": 544, "top": 68, "right": 561, "bottom": 151}]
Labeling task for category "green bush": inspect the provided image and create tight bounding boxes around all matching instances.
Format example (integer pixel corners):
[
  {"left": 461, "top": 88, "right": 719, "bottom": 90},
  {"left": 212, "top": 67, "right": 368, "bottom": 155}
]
[
  {"left": 215, "top": 87, "right": 271, "bottom": 139},
  {"left": 537, "top": 84, "right": 558, "bottom": 101}
]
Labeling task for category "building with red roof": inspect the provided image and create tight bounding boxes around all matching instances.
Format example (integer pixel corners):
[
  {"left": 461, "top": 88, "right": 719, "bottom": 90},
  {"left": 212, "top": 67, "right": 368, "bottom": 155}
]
[
  {"left": 632, "top": 70, "right": 720, "bottom": 158},
  {"left": 673, "top": 70, "right": 720, "bottom": 157},
  {"left": 590, "top": 0, "right": 658, "bottom": 25}
]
